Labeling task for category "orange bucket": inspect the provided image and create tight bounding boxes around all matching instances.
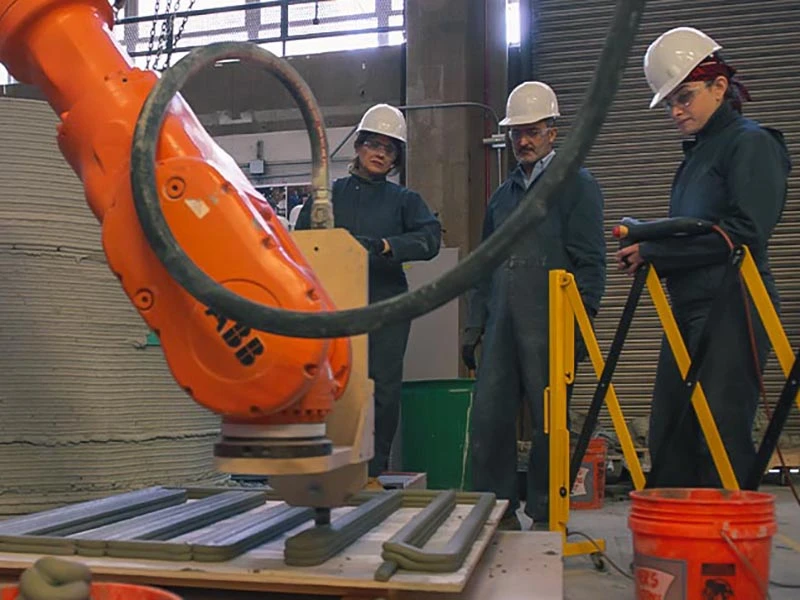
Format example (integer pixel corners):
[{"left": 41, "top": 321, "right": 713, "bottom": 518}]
[
  {"left": 0, "top": 582, "right": 182, "bottom": 600},
  {"left": 629, "top": 488, "right": 776, "bottom": 600},
  {"left": 570, "top": 437, "right": 607, "bottom": 510}
]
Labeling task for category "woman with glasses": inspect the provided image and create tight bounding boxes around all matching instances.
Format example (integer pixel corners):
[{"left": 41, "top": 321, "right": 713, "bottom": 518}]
[
  {"left": 296, "top": 103, "right": 441, "bottom": 484},
  {"left": 616, "top": 27, "right": 791, "bottom": 488}
]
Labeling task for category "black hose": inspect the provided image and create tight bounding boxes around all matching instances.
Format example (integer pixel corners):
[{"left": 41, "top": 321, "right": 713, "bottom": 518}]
[
  {"left": 133, "top": 42, "right": 335, "bottom": 231},
  {"left": 131, "top": 0, "right": 647, "bottom": 339},
  {"left": 614, "top": 217, "right": 716, "bottom": 245}
]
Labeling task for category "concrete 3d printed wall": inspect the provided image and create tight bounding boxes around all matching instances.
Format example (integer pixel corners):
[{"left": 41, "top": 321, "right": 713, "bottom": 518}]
[{"left": 0, "top": 97, "right": 223, "bottom": 515}]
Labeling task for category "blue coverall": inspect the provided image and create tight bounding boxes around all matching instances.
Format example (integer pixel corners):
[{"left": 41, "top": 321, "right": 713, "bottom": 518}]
[
  {"left": 296, "top": 172, "right": 442, "bottom": 477},
  {"left": 640, "top": 101, "right": 791, "bottom": 487},
  {"left": 468, "top": 161, "right": 606, "bottom": 522}
]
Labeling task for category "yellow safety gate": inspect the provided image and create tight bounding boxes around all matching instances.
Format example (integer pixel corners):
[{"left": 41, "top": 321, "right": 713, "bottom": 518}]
[{"left": 546, "top": 246, "right": 800, "bottom": 560}]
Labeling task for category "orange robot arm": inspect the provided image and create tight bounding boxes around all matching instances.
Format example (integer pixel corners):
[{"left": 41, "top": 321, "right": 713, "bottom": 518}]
[{"left": 0, "top": 1, "right": 350, "bottom": 429}]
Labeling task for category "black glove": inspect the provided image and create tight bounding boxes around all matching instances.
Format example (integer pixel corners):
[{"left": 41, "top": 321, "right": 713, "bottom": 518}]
[
  {"left": 18, "top": 557, "right": 92, "bottom": 600},
  {"left": 461, "top": 327, "right": 483, "bottom": 371},
  {"left": 354, "top": 236, "right": 386, "bottom": 256}
]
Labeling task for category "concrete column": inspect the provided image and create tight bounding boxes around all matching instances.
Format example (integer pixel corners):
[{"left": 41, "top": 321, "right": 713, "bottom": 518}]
[{"left": 405, "top": 0, "right": 507, "bottom": 370}]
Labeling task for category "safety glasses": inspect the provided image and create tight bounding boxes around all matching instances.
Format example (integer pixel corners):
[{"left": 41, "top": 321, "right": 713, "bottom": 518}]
[
  {"left": 362, "top": 138, "right": 398, "bottom": 157},
  {"left": 509, "top": 127, "right": 551, "bottom": 142}
]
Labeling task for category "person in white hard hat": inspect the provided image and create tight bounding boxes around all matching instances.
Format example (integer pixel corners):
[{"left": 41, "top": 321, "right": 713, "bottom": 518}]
[
  {"left": 465, "top": 82, "right": 606, "bottom": 530},
  {"left": 616, "top": 27, "right": 791, "bottom": 488},
  {"left": 296, "top": 103, "right": 441, "bottom": 484}
]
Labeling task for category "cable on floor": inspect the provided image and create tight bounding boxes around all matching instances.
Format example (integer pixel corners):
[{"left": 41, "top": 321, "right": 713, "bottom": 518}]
[
  {"left": 565, "top": 529, "right": 634, "bottom": 581},
  {"left": 567, "top": 528, "right": 800, "bottom": 592}
]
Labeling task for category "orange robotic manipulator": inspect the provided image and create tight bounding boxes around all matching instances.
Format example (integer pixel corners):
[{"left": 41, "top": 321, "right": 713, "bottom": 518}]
[{"left": 0, "top": 0, "right": 367, "bottom": 504}]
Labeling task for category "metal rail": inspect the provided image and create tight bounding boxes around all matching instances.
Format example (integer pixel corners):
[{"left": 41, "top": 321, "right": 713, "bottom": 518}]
[
  {"left": 0, "top": 487, "right": 186, "bottom": 537},
  {"left": 70, "top": 491, "right": 267, "bottom": 557}
]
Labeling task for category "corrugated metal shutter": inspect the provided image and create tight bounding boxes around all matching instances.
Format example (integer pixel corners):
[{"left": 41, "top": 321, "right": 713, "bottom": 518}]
[{"left": 531, "top": 1, "right": 800, "bottom": 441}]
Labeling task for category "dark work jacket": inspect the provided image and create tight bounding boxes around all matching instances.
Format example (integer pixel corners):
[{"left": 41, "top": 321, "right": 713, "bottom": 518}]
[
  {"left": 296, "top": 173, "right": 442, "bottom": 301},
  {"left": 466, "top": 161, "right": 606, "bottom": 331},
  {"left": 640, "top": 101, "right": 791, "bottom": 314}
]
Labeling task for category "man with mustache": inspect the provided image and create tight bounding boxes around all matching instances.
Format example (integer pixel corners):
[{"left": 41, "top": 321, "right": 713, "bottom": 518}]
[{"left": 465, "top": 82, "right": 606, "bottom": 530}]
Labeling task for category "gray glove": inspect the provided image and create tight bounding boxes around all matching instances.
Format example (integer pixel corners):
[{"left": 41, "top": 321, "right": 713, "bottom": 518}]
[{"left": 18, "top": 557, "right": 91, "bottom": 600}]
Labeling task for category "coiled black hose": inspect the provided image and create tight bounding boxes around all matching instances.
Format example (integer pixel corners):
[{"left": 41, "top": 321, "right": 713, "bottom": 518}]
[{"left": 131, "top": 0, "right": 647, "bottom": 338}]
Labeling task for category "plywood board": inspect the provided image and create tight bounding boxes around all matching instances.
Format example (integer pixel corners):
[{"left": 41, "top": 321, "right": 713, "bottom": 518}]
[
  {"left": 0, "top": 501, "right": 507, "bottom": 595},
  {"left": 401, "top": 531, "right": 563, "bottom": 600}
]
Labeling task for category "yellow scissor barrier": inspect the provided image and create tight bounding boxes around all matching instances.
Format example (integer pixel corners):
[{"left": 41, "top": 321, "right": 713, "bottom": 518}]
[{"left": 545, "top": 246, "right": 799, "bottom": 561}]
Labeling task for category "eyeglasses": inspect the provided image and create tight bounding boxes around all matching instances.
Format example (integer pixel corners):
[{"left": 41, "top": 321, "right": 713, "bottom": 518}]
[
  {"left": 663, "top": 85, "right": 707, "bottom": 112},
  {"left": 509, "top": 127, "right": 551, "bottom": 142},
  {"left": 361, "top": 139, "right": 398, "bottom": 157}
]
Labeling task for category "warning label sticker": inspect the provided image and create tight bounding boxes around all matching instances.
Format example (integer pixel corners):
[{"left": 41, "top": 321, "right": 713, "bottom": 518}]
[
  {"left": 571, "top": 466, "right": 590, "bottom": 497},
  {"left": 634, "top": 553, "right": 687, "bottom": 600}
]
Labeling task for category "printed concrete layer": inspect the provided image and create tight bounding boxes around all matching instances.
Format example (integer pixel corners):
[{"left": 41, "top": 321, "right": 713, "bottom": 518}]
[{"left": 0, "top": 98, "right": 223, "bottom": 516}]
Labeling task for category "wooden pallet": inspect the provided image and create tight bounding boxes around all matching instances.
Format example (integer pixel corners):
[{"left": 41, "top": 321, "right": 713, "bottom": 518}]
[
  {"left": 0, "top": 500, "right": 511, "bottom": 596},
  {"left": 0, "top": 529, "right": 564, "bottom": 600}
]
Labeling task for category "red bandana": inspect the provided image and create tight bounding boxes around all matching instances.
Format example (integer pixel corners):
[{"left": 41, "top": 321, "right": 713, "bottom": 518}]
[{"left": 683, "top": 54, "right": 752, "bottom": 110}]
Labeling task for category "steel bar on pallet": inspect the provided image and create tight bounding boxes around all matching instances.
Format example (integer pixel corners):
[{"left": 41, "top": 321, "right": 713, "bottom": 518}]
[
  {"left": 95, "top": 503, "right": 313, "bottom": 562},
  {"left": 745, "top": 349, "right": 800, "bottom": 490},
  {"left": 284, "top": 491, "right": 403, "bottom": 567},
  {"left": 0, "top": 487, "right": 187, "bottom": 537},
  {"left": 179, "top": 486, "right": 282, "bottom": 501},
  {"left": 70, "top": 491, "right": 263, "bottom": 540},
  {"left": 70, "top": 491, "right": 266, "bottom": 557},
  {"left": 647, "top": 252, "right": 742, "bottom": 488},
  {"left": 380, "top": 493, "right": 496, "bottom": 574},
  {"left": 184, "top": 504, "right": 313, "bottom": 562},
  {"left": 352, "top": 490, "right": 486, "bottom": 506},
  {"left": 570, "top": 264, "right": 648, "bottom": 491},
  {"left": 374, "top": 491, "right": 457, "bottom": 581},
  {"left": 185, "top": 486, "right": 490, "bottom": 508}
]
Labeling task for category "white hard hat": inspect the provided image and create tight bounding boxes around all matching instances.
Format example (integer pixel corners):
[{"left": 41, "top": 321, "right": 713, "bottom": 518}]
[
  {"left": 500, "top": 81, "right": 560, "bottom": 127},
  {"left": 644, "top": 27, "right": 722, "bottom": 109},
  {"left": 357, "top": 103, "right": 407, "bottom": 144}
]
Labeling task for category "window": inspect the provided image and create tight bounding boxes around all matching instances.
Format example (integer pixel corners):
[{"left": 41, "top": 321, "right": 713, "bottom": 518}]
[
  {"left": 507, "top": 0, "right": 521, "bottom": 47},
  {"left": 116, "top": 0, "right": 405, "bottom": 66},
  {"left": 137, "top": 0, "right": 245, "bottom": 12}
]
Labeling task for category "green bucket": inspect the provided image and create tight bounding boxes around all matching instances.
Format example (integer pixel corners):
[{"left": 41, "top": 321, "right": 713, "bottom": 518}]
[{"left": 400, "top": 379, "right": 474, "bottom": 491}]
